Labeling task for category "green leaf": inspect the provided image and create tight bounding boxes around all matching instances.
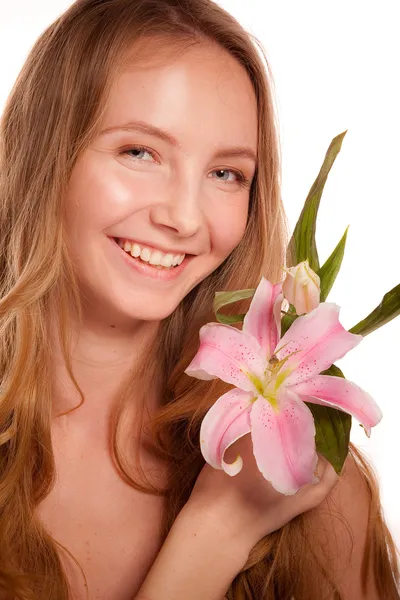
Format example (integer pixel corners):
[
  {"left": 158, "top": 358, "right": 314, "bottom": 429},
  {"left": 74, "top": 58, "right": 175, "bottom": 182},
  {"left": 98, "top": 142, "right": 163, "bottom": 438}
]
[
  {"left": 287, "top": 130, "right": 348, "bottom": 272},
  {"left": 280, "top": 310, "right": 298, "bottom": 337},
  {"left": 213, "top": 288, "right": 255, "bottom": 325},
  {"left": 318, "top": 226, "right": 349, "bottom": 302},
  {"left": 320, "top": 363, "right": 345, "bottom": 378},
  {"left": 307, "top": 403, "right": 351, "bottom": 474},
  {"left": 307, "top": 363, "right": 351, "bottom": 474},
  {"left": 349, "top": 283, "right": 400, "bottom": 337}
]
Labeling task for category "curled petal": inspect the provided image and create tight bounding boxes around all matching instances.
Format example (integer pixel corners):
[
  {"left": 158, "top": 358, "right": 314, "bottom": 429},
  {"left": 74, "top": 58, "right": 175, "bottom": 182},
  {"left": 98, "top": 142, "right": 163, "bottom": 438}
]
[
  {"left": 200, "top": 388, "right": 254, "bottom": 475},
  {"left": 250, "top": 388, "right": 318, "bottom": 495},
  {"left": 290, "top": 375, "right": 383, "bottom": 437},
  {"left": 275, "top": 303, "right": 362, "bottom": 386},
  {"left": 243, "top": 278, "right": 283, "bottom": 360},
  {"left": 185, "top": 322, "right": 266, "bottom": 392}
]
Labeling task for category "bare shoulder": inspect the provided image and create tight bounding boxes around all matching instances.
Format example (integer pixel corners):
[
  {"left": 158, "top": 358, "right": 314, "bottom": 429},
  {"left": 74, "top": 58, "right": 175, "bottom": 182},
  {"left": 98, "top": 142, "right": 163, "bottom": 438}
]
[
  {"left": 222, "top": 452, "right": 393, "bottom": 600},
  {"left": 308, "top": 451, "right": 382, "bottom": 599}
]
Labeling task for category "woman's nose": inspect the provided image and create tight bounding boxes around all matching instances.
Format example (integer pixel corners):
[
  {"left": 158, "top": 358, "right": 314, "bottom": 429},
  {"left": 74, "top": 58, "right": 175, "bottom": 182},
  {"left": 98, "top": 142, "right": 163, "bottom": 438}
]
[{"left": 149, "top": 179, "right": 204, "bottom": 238}]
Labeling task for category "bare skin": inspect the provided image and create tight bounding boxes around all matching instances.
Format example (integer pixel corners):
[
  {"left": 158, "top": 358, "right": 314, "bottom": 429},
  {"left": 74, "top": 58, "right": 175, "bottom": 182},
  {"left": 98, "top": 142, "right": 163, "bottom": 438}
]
[
  {"left": 36, "top": 38, "right": 258, "bottom": 599},
  {"left": 37, "top": 412, "right": 167, "bottom": 599}
]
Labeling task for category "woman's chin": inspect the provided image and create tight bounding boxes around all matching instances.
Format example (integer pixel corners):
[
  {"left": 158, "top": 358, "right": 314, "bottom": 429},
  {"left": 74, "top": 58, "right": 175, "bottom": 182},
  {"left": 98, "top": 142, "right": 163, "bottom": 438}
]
[{"left": 107, "top": 296, "right": 181, "bottom": 325}]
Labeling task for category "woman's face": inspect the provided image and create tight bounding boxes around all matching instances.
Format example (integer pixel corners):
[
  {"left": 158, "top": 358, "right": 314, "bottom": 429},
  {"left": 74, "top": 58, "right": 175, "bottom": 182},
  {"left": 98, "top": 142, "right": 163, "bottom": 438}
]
[{"left": 64, "top": 40, "right": 258, "bottom": 325}]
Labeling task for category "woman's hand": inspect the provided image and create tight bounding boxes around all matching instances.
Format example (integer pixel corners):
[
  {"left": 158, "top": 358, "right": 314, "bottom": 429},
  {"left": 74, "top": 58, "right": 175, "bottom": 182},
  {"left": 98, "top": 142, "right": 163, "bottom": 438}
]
[
  {"left": 136, "top": 433, "right": 340, "bottom": 600},
  {"left": 184, "top": 432, "right": 340, "bottom": 554}
]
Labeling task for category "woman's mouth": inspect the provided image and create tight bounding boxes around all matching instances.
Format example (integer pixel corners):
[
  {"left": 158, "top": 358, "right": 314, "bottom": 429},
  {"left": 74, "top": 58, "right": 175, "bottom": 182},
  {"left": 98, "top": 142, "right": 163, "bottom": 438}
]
[
  {"left": 114, "top": 237, "right": 185, "bottom": 270},
  {"left": 109, "top": 237, "right": 194, "bottom": 281}
]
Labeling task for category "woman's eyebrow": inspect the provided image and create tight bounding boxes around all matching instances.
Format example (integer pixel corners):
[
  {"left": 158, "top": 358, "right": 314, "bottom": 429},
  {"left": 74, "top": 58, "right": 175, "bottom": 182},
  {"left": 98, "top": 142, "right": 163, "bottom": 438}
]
[{"left": 99, "top": 120, "right": 257, "bottom": 164}]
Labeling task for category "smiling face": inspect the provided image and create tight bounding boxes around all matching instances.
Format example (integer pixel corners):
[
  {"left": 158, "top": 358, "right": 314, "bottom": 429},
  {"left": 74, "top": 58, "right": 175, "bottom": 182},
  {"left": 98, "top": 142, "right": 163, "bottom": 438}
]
[{"left": 63, "top": 38, "right": 258, "bottom": 326}]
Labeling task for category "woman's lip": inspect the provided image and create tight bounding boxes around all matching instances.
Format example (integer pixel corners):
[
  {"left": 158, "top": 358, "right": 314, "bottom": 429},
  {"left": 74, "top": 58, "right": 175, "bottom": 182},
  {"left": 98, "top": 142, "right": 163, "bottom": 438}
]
[{"left": 108, "top": 236, "right": 193, "bottom": 281}]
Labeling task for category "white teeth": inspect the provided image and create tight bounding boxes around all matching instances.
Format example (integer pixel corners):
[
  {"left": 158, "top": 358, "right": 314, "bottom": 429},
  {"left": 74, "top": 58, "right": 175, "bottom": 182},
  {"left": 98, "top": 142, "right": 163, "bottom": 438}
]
[
  {"left": 160, "top": 253, "right": 174, "bottom": 267},
  {"left": 140, "top": 248, "right": 151, "bottom": 262},
  {"left": 131, "top": 243, "right": 141, "bottom": 258},
  {"left": 117, "top": 238, "right": 186, "bottom": 268},
  {"left": 149, "top": 250, "right": 163, "bottom": 265}
]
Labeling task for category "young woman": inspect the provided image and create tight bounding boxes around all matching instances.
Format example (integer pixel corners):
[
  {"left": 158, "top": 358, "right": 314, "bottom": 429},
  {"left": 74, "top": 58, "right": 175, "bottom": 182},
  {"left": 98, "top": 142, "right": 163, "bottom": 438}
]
[{"left": 0, "top": 0, "right": 399, "bottom": 598}]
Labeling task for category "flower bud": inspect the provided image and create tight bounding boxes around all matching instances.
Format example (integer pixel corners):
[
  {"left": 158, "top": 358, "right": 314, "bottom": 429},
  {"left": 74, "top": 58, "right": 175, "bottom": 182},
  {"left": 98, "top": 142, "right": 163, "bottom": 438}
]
[{"left": 282, "top": 260, "right": 321, "bottom": 315}]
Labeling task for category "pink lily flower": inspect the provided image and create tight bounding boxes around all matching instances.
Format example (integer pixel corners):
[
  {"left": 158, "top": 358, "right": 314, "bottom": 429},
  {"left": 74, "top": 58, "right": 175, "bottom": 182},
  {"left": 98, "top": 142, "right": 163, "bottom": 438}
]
[{"left": 185, "top": 277, "right": 383, "bottom": 495}]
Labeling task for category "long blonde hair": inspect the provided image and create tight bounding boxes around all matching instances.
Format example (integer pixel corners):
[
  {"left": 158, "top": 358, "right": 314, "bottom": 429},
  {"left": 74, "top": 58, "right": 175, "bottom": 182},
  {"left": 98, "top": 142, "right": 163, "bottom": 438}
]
[{"left": 0, "top": 0, "right": 399, "bottom": 598}]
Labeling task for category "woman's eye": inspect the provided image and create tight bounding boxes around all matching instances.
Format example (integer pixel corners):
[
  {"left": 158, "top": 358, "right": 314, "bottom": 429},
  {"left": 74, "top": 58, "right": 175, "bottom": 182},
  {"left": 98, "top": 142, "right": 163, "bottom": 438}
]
[
  {"left": 123, "top": 145, "right": 156, "bottom": 162},
  {"left": 210, "top": 168, "right": 248, "bottom": 186},
  {"left": 121, "top": 146, "right": 251, "bottom": 188}
]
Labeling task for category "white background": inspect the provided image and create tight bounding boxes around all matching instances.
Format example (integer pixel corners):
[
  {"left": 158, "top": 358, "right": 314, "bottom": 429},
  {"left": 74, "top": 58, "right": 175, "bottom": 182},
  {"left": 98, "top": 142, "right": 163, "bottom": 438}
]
[{"left": 1, "top": 1, "right": 399, "bottom": 549}]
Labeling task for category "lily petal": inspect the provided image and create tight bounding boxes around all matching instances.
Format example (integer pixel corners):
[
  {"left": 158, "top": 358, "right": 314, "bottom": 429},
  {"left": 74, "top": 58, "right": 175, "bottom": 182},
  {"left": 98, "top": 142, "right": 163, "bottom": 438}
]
[
  {"left": 290, "top": 375, "right": 383, "bottom": 437},
  {"left": 243, "top": 278, "right": 283, "bottom": 360},
  {"left": 185, "top": 322, "right": 266, "bottom": 392},
  {"left": 250, "top": 388, "right": 319, "bottom": 495},
  {"left": 200, "top": 388, "right": 254, "bottom": 475},
  {"left": 275, "top": 303, "right": 362, "bottom": 386}
]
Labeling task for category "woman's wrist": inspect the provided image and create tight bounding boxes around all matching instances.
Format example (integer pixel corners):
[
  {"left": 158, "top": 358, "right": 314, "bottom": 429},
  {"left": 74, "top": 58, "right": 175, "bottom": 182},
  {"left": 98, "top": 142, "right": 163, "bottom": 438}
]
[
  {"left": 135, "top": 503, "right": 251, "bottom": 600},
  {"left": 178, "top": 500, "right": 260, "bottom": 557}
]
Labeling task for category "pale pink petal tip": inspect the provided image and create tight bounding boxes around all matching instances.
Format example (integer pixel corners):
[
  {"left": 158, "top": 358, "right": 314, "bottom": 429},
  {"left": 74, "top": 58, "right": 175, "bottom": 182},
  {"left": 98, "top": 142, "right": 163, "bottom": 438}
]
[
  {"left": 184, "top": 365, "right": 216, "bottom": 380},
  {"left": 222, "top": 453, "right": 243, "bottom": 476},
  {"left": 199, "top": 388, "right": 253, "bottom": 471},
  {"left": 361, "top": 423, "right": 372, "bottom": 437}
]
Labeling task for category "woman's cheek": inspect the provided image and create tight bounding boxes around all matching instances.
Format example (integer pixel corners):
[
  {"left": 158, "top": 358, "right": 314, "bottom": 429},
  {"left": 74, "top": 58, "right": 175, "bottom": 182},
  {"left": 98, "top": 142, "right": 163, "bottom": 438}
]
[
  {"left": 217, "top": 194, "right": 249, "bottom": 240},
  {"left": 89, "top": 171, "right": 157, "bottom": 223},
  {"left": 210, "top": 211, "right": 248, "bottom": 258}
]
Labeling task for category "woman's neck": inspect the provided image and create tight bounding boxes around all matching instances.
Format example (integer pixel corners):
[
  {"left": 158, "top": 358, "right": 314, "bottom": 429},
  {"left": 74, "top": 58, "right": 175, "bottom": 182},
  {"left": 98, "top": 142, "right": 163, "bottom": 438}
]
[{"left": 48, "top": 306, "right": 161, "bottom": 427}]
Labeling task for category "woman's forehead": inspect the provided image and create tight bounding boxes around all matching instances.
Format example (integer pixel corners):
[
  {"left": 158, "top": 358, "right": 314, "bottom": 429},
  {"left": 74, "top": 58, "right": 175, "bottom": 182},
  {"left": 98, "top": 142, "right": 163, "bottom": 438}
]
[{"left": 102, "top": 40, "right": 258, "bottom": 154}]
